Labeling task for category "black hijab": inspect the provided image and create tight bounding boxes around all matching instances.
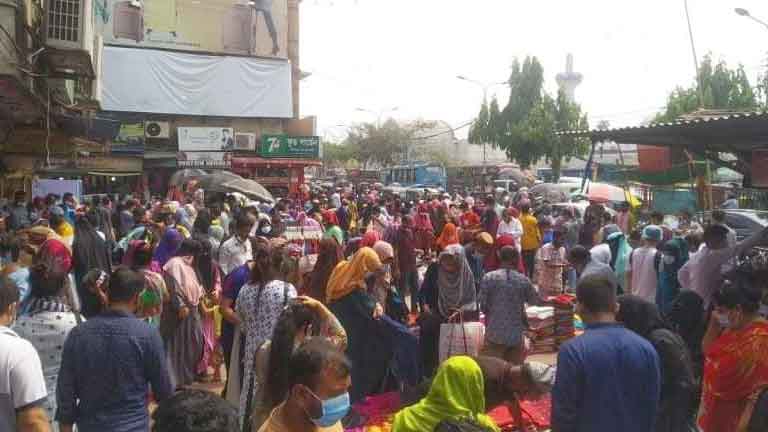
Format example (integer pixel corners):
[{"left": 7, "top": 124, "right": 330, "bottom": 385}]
[{"left": 617, "top": 295, "right": 668, "bottom": 339}]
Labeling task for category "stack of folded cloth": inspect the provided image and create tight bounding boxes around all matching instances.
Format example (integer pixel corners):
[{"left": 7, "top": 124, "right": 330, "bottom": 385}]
[
  {"left": 549, "top": 294, "right": 576, "bottom": 347},
  {"left": 526, "top": 306, "right": 556, "bottom": 354}
]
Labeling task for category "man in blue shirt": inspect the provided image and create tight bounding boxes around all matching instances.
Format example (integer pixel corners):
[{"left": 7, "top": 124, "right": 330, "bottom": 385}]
[
  {"left": 552, "top": 275, "right": 660, "bottom": 432},
  {"left": 56, "top": 268, "right": 173, "bottom": 432}
]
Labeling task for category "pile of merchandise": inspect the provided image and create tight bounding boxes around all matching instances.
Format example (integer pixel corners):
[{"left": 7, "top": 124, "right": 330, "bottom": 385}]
[
  {"left": 550, "top": 294, "right": 576, "bottom": 348},
  {"left": 526, "top": 306, "right": 556, "bottom": 354}
]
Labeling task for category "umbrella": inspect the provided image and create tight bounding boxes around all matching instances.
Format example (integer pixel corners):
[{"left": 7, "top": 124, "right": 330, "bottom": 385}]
[
  {"left": 221, "top": 178, "right": 275, "bottom": 203},
  {"left": 529, "top": 183, "right": 580, "bottom": 203},
  {"left": 586, "top": 183, "right": 627, "bottom": 203},
  {"left": 498, "top": 167, "right": 534, "bottom": 188},
  {"left": 169, "top": 169, "right": 208, "bottom": 186},
  {"left": 195, "top": 171, "right": 243, "bottom": 192}
]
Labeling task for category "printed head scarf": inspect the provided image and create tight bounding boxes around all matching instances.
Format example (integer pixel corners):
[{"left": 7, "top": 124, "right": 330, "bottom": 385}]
[
  {"left": 435, "top": 223, "right": 460, "bottom": 251},
  {"left": 392, "top": 356, "right": 499, "bottom": 432},
  {"left": 437, "top": 244, "right": 476, "bottom": 317},
  {"left": 326, "top": 247, "right": 382, "bottom": 303},
  {"left": 372, "top": 241, "right": 394, "bottom": 263}
]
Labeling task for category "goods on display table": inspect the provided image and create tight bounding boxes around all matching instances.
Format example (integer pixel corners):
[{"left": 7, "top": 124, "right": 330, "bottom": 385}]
[{"left": 526, "top": 294, "right": 577, "bottom": 354}]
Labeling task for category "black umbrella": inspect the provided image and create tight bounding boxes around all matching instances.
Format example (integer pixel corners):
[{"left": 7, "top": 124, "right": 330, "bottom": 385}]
[
  {"left": 169, "top": 169, "right": 208, "bottom": 186},
  {"left": 221, "top": 178, "right": 275, "bottom": 203},
  {"left": 195, "top": 171, "right": 243, "bottom": 192}
]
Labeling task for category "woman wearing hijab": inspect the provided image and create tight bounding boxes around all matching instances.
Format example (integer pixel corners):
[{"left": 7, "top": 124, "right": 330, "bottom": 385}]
[
  {"left": 393, "top": 356, "right": 500, "bottom": 432},
  {"left": 326, "top": 247, "right": 396, "bottom": 402},
  {"left": 162, "top": 239, "right": 205, "bottom": 388},
  {"left": 152, "top": 228, "right": 183, "bottom": 273},
  {"left": 667, "top": 290, "right": 706, "bottom": 380},
  {"left": 606, "top": 230, "right": 633, "bottom": 294},
  {"left": 129, "top": 240, "right": 168, "bottom": 327},
  {"left": 617, "top": 295, "right": 697, "bottom": 432},
  {"left": 322, "top": 210, "right": 344, "bottom": 245},
  {"left": 419, "top": 244, "right": 478, "bottom": 377},
  {"left": 306, "top": 238, "right": 343, "bottom": 303},
  {"left": 656, "top": 237, "right": 689, "bottom": 315},
  {"left": 72, "top": 212, "right": 112, "bottom": 318},
  {"left": 414, "top": 204, "right": 435, "bottom": 256},
  {"left": 435, "top": 222, "right": 460, "bottom": 252}
]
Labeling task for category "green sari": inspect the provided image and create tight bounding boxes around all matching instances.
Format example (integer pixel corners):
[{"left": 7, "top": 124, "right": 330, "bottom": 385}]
[{"left": 393, "top": 356, "right": 500, "bottom": 432}]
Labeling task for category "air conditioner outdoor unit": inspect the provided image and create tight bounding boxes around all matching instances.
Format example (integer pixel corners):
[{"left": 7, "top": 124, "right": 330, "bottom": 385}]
[
  {"left": 145, "top": 121, "right": 170, "bottom": 139},
  {"left": 44, "top": 0, "right": 94, "bottom": 52},
  {"left": 234, "top": 133, "right": 257, "bottom": 151}
]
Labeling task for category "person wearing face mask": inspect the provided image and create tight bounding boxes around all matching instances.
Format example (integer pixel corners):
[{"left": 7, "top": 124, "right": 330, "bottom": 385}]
[
  {"left": 220, "top": 215, "right": 255, "bottom": 276},
  {"left": 655, "top": 238, "right": 689, "bottom": 315},
  {"left": 699, "top": 273, "right": 768, "bottom": 432},
  {"left": 257, "top": 338, "right": 351, "bottom": 432},
  {"left": 55, "top": 268, "right": 173, "bottom": 432},
  {"left": 246, "top": 298, "right": 347, "bottom": 430},
  {"left": 0, "top": 275, "right": 51, "bottom": 432}
]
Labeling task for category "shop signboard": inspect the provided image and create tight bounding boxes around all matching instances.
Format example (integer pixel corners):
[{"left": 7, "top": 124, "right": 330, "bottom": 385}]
[
  {"left": 112, "top": 122, "right": 145, "bottom": 152},
  {"left": 177, "top": 151, "right": 231, "bottom": 169},
  {"left": 178, "top": 127, "right": 236, "bottom": 152},
  {"left": 260, "top": 135, "right": 320, "bottom": 158}
]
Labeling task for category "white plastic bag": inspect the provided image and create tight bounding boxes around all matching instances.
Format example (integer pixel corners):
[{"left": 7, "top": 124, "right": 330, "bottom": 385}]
[{"left": 439, "top": 321, "right": 485, "bottom": 363}]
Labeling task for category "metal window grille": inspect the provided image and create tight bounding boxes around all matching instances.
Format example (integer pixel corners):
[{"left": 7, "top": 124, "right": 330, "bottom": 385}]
[{"left": 47, "top": 0, "right": 81, "bottom": 42}]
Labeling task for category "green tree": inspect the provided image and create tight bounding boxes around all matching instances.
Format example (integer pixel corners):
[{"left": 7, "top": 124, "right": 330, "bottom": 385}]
[
  {"left": 656, "top": 55, "right": 759, "bottom": 122},
  {"left": 472, "top": 56, "right": 589, "bottom": 180},
  {"left": 343, "top": 119, "right": 434, "bottom": 167}
]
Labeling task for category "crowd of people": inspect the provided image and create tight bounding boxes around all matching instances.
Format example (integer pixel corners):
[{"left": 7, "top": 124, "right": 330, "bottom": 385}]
[{"left": 0, "top": 184, "right": 767, "bottom": 432}]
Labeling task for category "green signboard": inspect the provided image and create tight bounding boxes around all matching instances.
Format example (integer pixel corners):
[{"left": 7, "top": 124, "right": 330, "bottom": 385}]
[{"left": 261, "top": 135, "right": 321, "bottom": 159}]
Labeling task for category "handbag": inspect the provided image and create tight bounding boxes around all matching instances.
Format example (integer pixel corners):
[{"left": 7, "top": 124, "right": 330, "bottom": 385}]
[{"left": 439, "top": 311, "right": 485, "bottom": 363}]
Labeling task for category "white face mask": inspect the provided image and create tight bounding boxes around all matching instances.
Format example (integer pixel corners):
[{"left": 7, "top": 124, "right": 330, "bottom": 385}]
[
  {"left": 717, "top": 313, "right": 731, "bottom": 329},
  {"left": 663, "top": 255, "right": 676, "bottom": 265}
]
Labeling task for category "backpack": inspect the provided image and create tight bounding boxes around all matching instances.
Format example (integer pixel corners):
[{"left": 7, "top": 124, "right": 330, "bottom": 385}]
[{"left": 434, "top": 418, "right": 496, "bottom": 432}]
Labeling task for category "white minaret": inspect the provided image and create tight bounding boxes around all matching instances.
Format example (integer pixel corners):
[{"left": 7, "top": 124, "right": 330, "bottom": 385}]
[{"left": 556, "top": 54, "right": 583, "bottom": 103}]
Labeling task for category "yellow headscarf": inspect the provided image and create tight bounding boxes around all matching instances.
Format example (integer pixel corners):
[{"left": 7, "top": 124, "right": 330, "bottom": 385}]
[
  {"left": 326, "top": 247, "right": 382, "bottom": 303},
  {"left": 392, "top": 356, "right": 500, "bottom": 432}
]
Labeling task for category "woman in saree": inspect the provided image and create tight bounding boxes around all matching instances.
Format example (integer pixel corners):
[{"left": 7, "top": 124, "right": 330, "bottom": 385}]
[
  {"left": 306, "top": 238, "right": 343, "bottom": 303},
  {"left": 699, "top": 273, "right": 768, "bottom": 432},
  {"left": 193, "top": 235, "right": 223, "bottom": 382},
  {"left": 162, "top": 239, "right": 205, "bottom": 389},
  {"left": 418, "top": 244, "right": 478, "bottom": 378}
]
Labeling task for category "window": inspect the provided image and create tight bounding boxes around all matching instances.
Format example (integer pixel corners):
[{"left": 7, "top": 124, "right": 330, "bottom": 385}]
[{"left": 48, "top": 0, "right": 81, "bottom": 42}]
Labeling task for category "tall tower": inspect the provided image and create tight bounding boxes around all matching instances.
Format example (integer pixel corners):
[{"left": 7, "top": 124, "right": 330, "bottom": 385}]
[{"left": 556, "top": 54, "right": 583, "bottom": 103}]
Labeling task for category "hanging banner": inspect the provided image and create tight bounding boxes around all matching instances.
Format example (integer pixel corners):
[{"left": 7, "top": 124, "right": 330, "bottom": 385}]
[
  {"left": 260, "top": 135, "right": 321, "bottom": 158},
  {"left": 752, "top": 150, "right": 768, "bottom": 188},
  {"left": 178, "top": 127, "right": 235, "bottom": 152}
]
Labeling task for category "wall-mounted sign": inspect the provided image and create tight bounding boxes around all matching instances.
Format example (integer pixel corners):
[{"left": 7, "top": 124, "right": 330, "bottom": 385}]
[
  {"left": 177, "top": 152, "right": 231, "bottom": 169},
  {"left": 260, "top": 135, "right": 320, "bottom": 158},
  {"left": 178, "top": 127, "right": 235, "bottom": 152}
]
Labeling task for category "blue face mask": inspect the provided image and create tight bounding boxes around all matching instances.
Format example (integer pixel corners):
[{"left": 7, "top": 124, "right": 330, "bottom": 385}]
[{"left": 305, "top": 387, "right": 351, "bottom": 427}]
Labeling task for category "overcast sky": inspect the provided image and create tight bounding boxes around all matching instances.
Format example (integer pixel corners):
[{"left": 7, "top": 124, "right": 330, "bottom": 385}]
[{"left": 299, "top": 0, "right": 768, "bottom": 141}]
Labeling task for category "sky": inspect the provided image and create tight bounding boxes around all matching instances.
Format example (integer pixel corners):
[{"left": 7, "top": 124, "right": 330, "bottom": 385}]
[{"left": 299, "top": 0, "right": 768, "bottom": 142}]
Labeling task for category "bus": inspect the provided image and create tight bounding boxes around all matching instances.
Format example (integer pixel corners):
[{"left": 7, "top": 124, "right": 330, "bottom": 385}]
[{"left": 381, "top": 162, "right": 447, "bottom": 189}]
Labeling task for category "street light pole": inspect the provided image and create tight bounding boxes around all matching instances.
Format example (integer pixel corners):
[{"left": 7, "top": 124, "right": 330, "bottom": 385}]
[
  {"left": 735, "top": 7, "right": 768, "bottom": 30},
  {"left": 457, "top": 75, "right": 508, "bottom": 182}
]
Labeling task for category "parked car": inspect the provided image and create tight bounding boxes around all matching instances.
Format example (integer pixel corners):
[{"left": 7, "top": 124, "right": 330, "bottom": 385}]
[{"left": 697, "top": 209, "right": 768, "bottom": 242}]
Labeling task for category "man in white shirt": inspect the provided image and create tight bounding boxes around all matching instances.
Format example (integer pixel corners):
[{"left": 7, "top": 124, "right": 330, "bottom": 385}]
[
  {"left": 0, "top": 276, "right": 50, "bottom": 432},
  {"left": 497, "top": 208, "right": 523, "bottom": 248},
  {"left": 628, "top": 225, "right": 661, "bottom": 303},
  {"left": 219, "top": 215, "right": 254, "bottom": 276},
  {"left": 678, "top": 224, "right": 768, "bottom": 308}
]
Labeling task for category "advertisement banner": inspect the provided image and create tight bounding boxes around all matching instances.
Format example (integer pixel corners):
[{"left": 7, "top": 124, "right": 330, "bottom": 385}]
[
  {"left": 177, "top": 152, "right": 231, "bottom": 168},
  {"left": 101, "top": 46, "right": 293, "bottom": 117},
  {"left": 112, "top": 122, "right": 145, "bottom": 152},
  {"left": 752, "top": 150, "right": 768, "bottom": 188},
  {"left": 178, "top": 127, "right": 235, "bottom": 152},
  {"left": 261, "top": 135, "right": 321, "bottom": 158},
  {"left": 97, "top": 0, "right": 288, "bottom": 59}
]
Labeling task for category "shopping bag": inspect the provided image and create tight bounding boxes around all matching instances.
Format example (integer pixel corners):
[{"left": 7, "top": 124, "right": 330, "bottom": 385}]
[{"left": 439, "top": 320, "right": 485, "bottom": 363}]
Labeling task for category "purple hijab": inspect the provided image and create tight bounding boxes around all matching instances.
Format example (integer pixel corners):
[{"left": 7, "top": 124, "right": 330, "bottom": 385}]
[{"left": 152, "top": 228, "right": 183, "bottom": 270}]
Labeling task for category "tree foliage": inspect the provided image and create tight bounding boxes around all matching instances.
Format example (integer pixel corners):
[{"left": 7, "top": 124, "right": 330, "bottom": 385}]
[
  {"left": 326, "top": 119, "right": 435, "bottom": 168},
  {"left": 655, "top": 55, "right": 759, "bottom": 122},
  {"left": 469, "top": 56, "right": 590, "bottom": 180}
]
